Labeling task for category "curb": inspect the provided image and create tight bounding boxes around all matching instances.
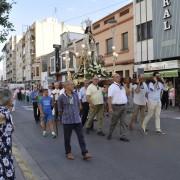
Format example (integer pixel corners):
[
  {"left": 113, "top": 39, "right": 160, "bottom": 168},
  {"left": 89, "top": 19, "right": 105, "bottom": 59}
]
[{"left": 13, "top": 135, "right": 50, "bottom": 180}]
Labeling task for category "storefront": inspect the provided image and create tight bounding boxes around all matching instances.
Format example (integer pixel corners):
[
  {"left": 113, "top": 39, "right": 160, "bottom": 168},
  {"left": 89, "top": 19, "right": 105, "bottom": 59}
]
[{"left": 134, "top": 60, "right": 180, "bottom": 105}]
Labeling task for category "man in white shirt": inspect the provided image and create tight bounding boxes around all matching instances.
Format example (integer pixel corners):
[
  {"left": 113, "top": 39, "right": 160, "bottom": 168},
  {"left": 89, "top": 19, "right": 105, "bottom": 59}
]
[
  {"left": 85, "top": 76, "right": 105, "bottom": 136},
  {"left": 48, "top": 84, "right": 53, "bottom": 96},
  {"left": 79, "top": 80, "right": 90, "bottom": 126},
  {"left": 142, "top": 72, "right": 165, "bottom": 135},
  {"left": 129, "top": 74, "right": 148, "bottom": 130},
  {"left": 107, "top": 73, "right": 130, "bottom": 142},
  {"left": 52, "top": 82, "right": 61, "bottom": 121}
]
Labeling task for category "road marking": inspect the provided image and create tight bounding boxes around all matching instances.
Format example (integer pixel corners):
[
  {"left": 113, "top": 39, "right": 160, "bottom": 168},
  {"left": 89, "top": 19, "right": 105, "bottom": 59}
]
[
  {"left": 13, "top": 145, "right": 37, "bottom": 180},
  {"left": 22, "top": 106, "right": 33, "bottom": 111}
]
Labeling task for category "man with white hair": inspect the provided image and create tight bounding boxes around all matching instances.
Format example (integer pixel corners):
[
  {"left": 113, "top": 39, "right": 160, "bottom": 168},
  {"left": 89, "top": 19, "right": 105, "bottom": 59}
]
[
  {"left": 58, "top": 81, "right": 91, "bottom": 160},
  {"left": 107, "top": 73, "right": 130, "bottom": 142},
  {"left": 85, "top": 75, "right": 105, "bottom": 136}
]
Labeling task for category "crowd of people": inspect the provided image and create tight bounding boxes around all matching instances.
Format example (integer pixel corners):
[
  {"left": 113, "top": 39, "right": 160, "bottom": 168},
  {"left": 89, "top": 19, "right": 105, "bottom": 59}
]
[
  {"left": 17, "top": 72, "right": 175, "bottom": 158},
  {"left": 0, "top": 71, "right": 178, "bottom": 178}
]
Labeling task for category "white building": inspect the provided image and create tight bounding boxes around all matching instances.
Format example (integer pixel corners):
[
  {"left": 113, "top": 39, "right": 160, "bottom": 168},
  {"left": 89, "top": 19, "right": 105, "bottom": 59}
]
[{"left": 13, "top": 18, "right": 83, "bottom": 86}]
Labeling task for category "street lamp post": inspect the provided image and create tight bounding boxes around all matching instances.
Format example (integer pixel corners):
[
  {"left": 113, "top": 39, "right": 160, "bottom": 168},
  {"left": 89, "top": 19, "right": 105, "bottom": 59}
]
[
  {"left": 65, "top": 51, "right": 72, "bottom": 80},
  {"left": 113, "top": 51, "right": 118, "bottom": 73},
  {"left": 108, "top": 19, "right": 117, "bottom": 74},
  {"left": 81, "top": 44, "right": 86, "bottom": 80},
  {"left": 53, "top": 44, "right": 61, "bottom": 81}
]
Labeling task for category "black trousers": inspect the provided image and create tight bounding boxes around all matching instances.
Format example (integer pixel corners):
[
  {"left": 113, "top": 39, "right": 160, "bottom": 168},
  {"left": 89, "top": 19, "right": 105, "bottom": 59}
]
[
  {"left": 54, "top": 102, "right": 59, "bottom": 121},
  {"left": 63, "top": 123, "right": 88, "bottom": 156},
  {"left": 161, "top": 91, "right": 169, "bottom": 109},
  {"left": 32, "top": 102, "right": 40, "bottom": 122},
  {"left": 81, "top": 102, "right": 89, "bottom": 126}
]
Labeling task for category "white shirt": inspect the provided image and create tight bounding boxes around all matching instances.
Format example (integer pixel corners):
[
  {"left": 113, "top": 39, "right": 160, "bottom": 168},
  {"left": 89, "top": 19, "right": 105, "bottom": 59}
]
[
  {"left": 48, "top": 89, "right": 52, "bottom": 96},
  {"left": 79, "top": 87, "right": 87, "bottom": 103},
  {"left": 52, "top": 89, "right": 61, "bottom": 101},
  {"left": 132, "top": 82, "right": 148, "bottom": 106},
  {"left": 60, "top": 88, "right": 65, "bottom": 95},
  {"left": 148, "top": 82, "right": 164, "bottom": 102},
  {"left": 86, "top": 83, "right": 104, "bottom": 105},
  {"left": 108, "top": 82, "right": 128, "bottom": 105}
]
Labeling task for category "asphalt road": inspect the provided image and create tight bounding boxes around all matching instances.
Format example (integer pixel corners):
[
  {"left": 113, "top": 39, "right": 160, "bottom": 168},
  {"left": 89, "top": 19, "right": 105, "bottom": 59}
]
[{"left": 12, "top": 102, "right": 180, "bottom": 180}]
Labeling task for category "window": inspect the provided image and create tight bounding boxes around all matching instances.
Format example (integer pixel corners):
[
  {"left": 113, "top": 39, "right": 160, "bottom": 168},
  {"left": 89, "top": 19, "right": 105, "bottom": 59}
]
[
  {"left": 36, "top": 67, "right": 39, "bottom": 76},
  {"left": 106, "top": 38, "right": 113, "bottom": 54},
  {"left": 120, "top": 9, "right": 129, "bottom": 17},
  {"left": 61, "top": 54, "right": 66, "bottom": 69},
  {"left": 147, "top": 21, "right": 153, "bottom": 39},
  {"left": 137, "top": 21, "right": 153, "bottom": 41},
  {"left": 96, "top": 42, "right": 100, "bottom": 56},
  {"left": 42, "top": 60, "right": 48, "bottom": 72},
  {"left": 122, "top": 32, "right": 128, "bottom": 50},
  {"left": 93, "top": 24, "right": 100, "bottom": 30},
  {"left": 104, "top": 17, "right": 115, "bottom": 25},
  {"left": 50, "top": 56, "right": 55, "bottom": 73},
  {"left": 125, "top": 70, "right": 129, "bottom": 78},
  {"left": 136, "top": 0, "right": 143, "bottom": 3},
  {"left": 117, "top": 71, "right": 123, "bottom": 77},
  {"left": 69, "top": 52, "right": 74, "bottom": 68}
]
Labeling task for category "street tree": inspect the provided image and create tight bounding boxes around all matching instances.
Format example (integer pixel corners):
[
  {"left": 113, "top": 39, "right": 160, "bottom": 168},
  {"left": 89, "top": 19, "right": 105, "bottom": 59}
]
[{"left": 0, "top": 0, "right": 15, "bottom": 43}]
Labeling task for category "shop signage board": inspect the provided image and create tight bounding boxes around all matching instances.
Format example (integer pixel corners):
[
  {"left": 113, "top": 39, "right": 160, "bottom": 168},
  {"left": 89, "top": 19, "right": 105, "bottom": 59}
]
[
  {"left": 134, "top": 60, "right": 180, "bottom": 72},
  {"left": 163, "top": 0, "right": 172, "bottom": 31}
]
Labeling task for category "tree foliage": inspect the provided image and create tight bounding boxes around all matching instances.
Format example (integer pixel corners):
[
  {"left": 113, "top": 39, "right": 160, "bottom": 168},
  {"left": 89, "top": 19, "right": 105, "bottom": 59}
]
[{"left": 0, "top": 0, "right": 15, "bottom": 43}]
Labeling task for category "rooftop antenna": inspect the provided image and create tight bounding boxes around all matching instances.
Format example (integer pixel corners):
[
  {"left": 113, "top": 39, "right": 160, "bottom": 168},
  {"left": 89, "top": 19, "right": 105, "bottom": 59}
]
[{"left": 54, "top": 7, "right": 58, "bottom": 20}]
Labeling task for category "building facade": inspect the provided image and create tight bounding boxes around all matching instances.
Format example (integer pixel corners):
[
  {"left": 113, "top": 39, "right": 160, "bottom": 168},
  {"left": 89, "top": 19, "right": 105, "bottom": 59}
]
[
  {"left": 2, "top": 36, "right": 19, "bottom": 83},
  {"left": 134, "top": 0, "right": 180, "bottom": 104},
  {"left": 134, "top": 0, "right": 180, "bottom": 75},
  {"left": 92, "top": 3, "right": 134, "bottom": 77},
  {"left": 3, "top": 18, "right": 83, "bottom": 85}
]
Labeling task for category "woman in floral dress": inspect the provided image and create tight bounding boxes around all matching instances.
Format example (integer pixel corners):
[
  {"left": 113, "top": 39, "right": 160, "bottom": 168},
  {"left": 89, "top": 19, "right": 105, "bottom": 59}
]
[{"left": 0, "top": 88, "right": 15, "bottom": 180}]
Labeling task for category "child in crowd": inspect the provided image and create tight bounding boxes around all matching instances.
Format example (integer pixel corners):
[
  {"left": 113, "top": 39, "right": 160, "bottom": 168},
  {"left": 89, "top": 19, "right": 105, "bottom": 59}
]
[{"left": 39, "top": 89, "right": 56, "bottom": 138}]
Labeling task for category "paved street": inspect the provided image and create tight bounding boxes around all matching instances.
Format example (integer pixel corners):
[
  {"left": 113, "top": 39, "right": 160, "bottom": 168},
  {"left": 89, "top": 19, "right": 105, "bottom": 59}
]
[{"left": 12, "top": 102, "right": 180, "bottom": 180}]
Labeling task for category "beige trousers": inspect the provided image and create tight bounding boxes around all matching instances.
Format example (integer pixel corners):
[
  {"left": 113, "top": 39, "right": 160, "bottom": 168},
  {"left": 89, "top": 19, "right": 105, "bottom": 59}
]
[{"left": 142, "top": 101, "right": 161, "bottom": 131}]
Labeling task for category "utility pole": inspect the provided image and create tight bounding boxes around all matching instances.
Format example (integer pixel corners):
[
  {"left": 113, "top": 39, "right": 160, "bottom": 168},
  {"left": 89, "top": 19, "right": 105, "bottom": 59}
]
[{"left": 53, "top": 44, "right": 61, "bottom": 81}]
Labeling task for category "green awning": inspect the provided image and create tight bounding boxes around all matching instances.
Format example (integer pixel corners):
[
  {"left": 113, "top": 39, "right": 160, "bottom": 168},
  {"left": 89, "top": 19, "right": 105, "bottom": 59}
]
[{"left": 144, "top": 69, "right": 179, "bottom": 78}]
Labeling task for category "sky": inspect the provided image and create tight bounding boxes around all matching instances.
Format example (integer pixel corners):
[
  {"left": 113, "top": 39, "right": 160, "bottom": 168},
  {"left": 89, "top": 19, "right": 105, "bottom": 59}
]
[{"left": 0, "top": 0, "right": 131, "bottom": 70}]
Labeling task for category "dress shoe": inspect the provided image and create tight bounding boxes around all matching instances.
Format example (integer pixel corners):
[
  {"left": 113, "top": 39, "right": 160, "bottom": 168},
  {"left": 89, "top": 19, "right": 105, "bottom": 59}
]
[
  {"left": 83, "top": 153, "right": 92, "bottom": 160},
  {"left": 107, "top": 134, "right": 112, "bottom": 140},
  {"left": 66, "top": 153, "right": 75, "bottom": 160},
  {"left": 120, "top": 136, "right": 130, "bottom": 142},
  {"left": 97, "top": 131, "right": 105, "bottom": 136},
  {"left": 156, "top": 131, "right": 166, "bottom": 135}
]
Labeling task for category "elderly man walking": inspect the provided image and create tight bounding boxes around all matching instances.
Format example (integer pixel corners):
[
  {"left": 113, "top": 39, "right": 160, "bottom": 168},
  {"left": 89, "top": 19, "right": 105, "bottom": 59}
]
[
  {"left": 85, "top": 76, "right": 105, "bottom": 136},
  {"left": 58, "top": 81, "right": 91, "bottom": 160},
  {"left": 107, "top": 73, "right": 130, "bottom": 142}
]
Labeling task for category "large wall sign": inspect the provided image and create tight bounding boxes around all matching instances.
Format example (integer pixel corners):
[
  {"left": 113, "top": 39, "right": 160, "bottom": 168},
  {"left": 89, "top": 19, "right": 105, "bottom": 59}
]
[{"left": 163, "top": 0, "right": 172, "bottom": 31}]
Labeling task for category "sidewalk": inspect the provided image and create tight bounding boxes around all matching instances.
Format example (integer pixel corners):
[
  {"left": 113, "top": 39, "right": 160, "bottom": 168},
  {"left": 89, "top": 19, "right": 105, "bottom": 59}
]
[{"left": 14, "top": 160, "right": 25, "bottom": 180}]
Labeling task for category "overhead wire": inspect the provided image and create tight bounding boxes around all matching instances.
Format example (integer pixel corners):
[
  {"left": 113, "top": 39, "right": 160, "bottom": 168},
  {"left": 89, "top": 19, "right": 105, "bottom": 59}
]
[{"left": 63, "top": 0, "right": 131, "bottom": 22}]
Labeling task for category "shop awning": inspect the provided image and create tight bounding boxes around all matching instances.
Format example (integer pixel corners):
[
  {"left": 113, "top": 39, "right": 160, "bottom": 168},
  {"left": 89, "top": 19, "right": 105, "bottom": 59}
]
[{"left": 144, "top": 69, "right": 179, "bottom": 78}]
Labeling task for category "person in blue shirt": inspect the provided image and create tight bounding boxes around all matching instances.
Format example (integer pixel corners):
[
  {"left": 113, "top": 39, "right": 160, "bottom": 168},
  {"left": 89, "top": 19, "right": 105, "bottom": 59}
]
[{"left": 39, "top": 89, "right": 56, "bottom": 138}]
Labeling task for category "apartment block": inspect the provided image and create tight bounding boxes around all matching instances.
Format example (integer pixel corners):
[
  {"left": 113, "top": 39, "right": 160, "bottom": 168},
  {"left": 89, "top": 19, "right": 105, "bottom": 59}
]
[{"left": 92, "top": 3, "right": 134, "bottom": 77}]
